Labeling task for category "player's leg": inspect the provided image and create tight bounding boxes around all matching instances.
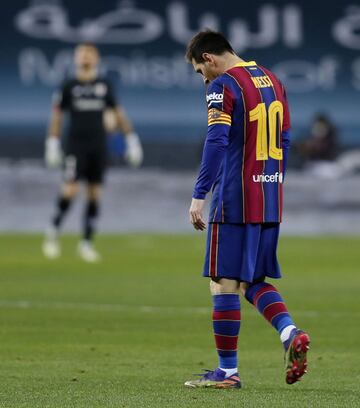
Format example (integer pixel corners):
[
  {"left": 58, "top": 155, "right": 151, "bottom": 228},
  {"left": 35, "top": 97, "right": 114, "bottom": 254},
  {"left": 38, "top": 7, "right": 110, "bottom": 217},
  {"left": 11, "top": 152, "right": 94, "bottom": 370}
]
[
  {"left": 210, "top": 278, "right": 241, "bottom": 377},
  {"left": 239, "top": 223, "right": 295, "bottom": 340},
  {"left": 84, "top": 183, "right": 101, "bottom": 243},
  {"left": 53, "top": 182, "right": 79, "bottom": 229},
  {"left": 240, "top": 223, "right": 310, "bottom": 384},
  {"left": 43, "top": 181, "right": 79, "bottom": 259},
  {"left": 185, "top": 277, "right": 242, "bottom": 389},
  {"left": 185, "top": 224, "right": 242, "bottom": 389},
  {"left": 241, "top": 279, "right": 297, "bottom": 346},
  {"left": 242, "top": 279, "right": 310, "bottom": 384},
  {"left": 43, "top": 154, "right": 81, "bottom": 259},
  {"left": 77, "top": 183, "right": 101, "bottom": 262},
  {"left": 77, "top": 150, "right": 105, "bottom": 262}
]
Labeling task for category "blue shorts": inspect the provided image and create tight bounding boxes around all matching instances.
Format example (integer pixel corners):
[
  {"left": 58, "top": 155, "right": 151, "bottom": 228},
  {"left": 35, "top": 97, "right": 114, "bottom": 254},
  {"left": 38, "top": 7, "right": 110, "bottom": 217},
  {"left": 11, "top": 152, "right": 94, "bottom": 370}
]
[{"left": 203, "top": 223, "right": 281, "bottom": 282}]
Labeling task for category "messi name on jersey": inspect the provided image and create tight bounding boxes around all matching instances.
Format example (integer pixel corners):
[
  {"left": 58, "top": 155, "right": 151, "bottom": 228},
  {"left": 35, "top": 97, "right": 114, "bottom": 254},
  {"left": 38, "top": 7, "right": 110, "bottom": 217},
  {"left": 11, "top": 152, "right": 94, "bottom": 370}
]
[{"left": 251, "top": 75, "right": 273, "bottom": 89}]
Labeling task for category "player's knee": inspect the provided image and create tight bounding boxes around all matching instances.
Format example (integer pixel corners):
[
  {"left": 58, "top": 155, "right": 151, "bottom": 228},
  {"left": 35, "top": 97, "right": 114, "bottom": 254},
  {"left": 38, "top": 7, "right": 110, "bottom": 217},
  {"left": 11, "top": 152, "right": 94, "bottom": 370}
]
[
  {"left": 62, "top": 182, "right": 79, "bottom": 198},
  {"left": 87, "top": 184, "right": 102, "bottom": 201},
  {"left": 239, "top": 282, "right": 249, "bottom": 297},
  {"left": 210, "top": 278, "right": 239, "bottom": 295},
  {"left": 241, "top": 278, "right": 266, "bottom": 299}
]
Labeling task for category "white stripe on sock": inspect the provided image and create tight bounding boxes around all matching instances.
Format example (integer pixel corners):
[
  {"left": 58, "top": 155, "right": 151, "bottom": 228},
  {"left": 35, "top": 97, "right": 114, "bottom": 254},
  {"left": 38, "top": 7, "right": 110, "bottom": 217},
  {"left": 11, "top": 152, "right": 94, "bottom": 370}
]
[
  {"left": 280, "top": 325, "right": 296, "bottom": 343},
  {"left": 219, "top": 367, "right": 238, "bottom": 378}
]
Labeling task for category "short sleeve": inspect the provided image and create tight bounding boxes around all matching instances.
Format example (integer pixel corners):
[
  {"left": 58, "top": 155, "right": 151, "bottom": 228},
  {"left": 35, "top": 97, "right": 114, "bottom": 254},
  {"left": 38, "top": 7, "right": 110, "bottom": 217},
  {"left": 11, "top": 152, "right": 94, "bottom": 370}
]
[
  {"left": 104, "top": 80, "right": 118, "bottom": 108},
  {"left": 206, "top": 77, "right": 234, "bottom": 127},
  {"left": 53, "top": 81, "right": 70, "bottom": 110}
]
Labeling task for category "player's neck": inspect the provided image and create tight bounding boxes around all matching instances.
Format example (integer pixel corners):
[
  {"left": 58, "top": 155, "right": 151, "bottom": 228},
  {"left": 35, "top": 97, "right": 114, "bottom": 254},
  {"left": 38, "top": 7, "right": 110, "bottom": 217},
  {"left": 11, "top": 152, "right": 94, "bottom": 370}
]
[
  {"left": 76, "top": 68, "right": 98, "bottom": 82},
  {"left": 222, "top": 54, "right": 244, "bottom": 72}
]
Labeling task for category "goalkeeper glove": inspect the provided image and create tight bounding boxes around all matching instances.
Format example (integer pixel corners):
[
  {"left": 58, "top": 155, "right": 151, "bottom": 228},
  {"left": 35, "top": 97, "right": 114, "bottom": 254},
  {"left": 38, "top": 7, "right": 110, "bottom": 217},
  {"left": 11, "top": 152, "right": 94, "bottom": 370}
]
[
  {"left": 45, "top": 137, "right": 62, "bottom": 168},
  {"left": 124, "top": 132, "right": 143, "bottom": 168}
]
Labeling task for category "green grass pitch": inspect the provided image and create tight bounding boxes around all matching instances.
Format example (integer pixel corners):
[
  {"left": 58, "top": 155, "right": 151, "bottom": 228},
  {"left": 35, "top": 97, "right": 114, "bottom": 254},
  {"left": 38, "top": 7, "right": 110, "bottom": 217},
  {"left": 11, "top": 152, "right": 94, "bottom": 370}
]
[{"left": 0, "top": 234, "right": 359, "bottom": 407}]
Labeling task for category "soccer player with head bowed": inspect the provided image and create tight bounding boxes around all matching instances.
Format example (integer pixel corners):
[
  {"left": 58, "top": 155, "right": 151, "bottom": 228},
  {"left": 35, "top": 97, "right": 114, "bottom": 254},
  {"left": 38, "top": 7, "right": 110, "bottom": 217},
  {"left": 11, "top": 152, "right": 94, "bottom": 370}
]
[
  {"left": 185, "top": 30, "right": 310, "bottom": 389},
  {"left": 43, "top": 43, "right": 143, "bottom": 262}
]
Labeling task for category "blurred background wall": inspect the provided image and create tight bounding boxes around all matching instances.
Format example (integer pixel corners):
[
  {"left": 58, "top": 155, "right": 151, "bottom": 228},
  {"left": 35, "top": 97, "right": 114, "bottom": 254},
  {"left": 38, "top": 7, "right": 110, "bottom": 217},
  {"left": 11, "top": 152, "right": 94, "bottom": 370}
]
[
  {"left": 0, "top": 0, "right": 359, "bottom": 233},
  {"left": 1, "top": 0, "right": 360, "bottom": 165}
]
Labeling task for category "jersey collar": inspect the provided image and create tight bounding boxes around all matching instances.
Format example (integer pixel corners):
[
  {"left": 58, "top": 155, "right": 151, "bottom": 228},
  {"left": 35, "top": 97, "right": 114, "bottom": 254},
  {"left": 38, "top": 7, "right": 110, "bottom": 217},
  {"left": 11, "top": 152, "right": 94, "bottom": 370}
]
[{"left": 233, "top": 60, "right": 257, "bottom": 67}]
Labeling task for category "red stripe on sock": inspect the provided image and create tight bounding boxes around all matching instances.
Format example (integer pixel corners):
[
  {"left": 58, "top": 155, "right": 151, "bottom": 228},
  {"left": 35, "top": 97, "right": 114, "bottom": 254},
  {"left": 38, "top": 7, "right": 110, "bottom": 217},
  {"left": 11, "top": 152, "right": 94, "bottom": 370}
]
[
  {"left": 214, "top": 334, "right": 238, "bottom": 350},
  {"left": 270, "top": 311, "right": 288, "bottom": 323},
  {"left": 213, "top": 310, "right": 241, "bottom": 321},
  {"left": 253, "top": 284, "right": 277, "bottom": 307},
  {"left": 263, "top": 302, "right": 288, "bottom": 322}
]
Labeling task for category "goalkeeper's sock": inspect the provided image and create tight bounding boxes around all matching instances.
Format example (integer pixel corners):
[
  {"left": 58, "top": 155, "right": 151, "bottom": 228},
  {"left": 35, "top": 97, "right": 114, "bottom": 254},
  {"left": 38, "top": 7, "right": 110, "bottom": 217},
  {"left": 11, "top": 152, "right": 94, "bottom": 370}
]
[
  {"left": 245, "top": 282, "right": 296, "bottom": 341},
  {"left": 83, "top": 200, "right": 99, "bottom": 241},
  {"left": 212, "top": 294, "right": 241, "bottom": 374},
  {"left": 52, "top": 196, "right": 72, "bottom": 229}
]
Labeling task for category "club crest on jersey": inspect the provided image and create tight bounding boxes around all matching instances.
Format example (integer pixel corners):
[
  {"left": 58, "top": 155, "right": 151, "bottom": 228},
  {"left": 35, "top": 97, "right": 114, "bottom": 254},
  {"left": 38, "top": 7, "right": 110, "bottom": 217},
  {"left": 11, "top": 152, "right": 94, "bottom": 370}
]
[
  {"left": 253, "top": 172, "right": 283, "bottom": 183},
  {"left": 206, "top": 92, "right": 223, "bottom": 107},
  {"left": 210, "top": 110, "right": 221, "bottom": 119},
  {"left": 94, "top": 83, "right": 107, "bottom": 97}
]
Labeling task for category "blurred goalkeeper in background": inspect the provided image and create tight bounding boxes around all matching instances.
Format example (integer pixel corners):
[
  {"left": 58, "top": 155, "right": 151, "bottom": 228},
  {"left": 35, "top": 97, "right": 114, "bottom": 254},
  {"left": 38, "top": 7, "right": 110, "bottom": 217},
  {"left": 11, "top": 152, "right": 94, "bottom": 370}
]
[{"left": 43, "top": 43, "right": 143, "bottom": 262}]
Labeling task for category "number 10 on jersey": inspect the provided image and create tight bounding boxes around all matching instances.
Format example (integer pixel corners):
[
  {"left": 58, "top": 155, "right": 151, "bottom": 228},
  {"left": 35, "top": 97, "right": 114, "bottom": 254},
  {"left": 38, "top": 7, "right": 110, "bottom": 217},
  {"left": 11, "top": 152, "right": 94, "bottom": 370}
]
[{"left": 249, "top": 101, "right": 283, "bottom": 161}]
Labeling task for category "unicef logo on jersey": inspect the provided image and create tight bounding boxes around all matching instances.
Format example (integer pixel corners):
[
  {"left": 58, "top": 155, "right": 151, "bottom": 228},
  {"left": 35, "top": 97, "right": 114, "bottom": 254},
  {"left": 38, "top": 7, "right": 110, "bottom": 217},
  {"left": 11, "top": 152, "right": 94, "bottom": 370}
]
[
  {"left": 253, "top": 172, "right": 283, "bottom": 183},
  {"left": 206, "top": 92, "right": 224, "bottom": 107}
]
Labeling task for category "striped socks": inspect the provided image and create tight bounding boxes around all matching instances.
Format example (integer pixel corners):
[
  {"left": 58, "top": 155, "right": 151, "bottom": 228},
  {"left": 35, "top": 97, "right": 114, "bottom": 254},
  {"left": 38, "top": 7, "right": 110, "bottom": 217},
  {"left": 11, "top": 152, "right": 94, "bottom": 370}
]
[
  {"left": 211, "top": 284, "right": 294, "bottom": 372},
  {"left": 245, "top": 282, "right": 295, "bottom": 341},
  {"left": 212, "top": 294, "right": 241, "bottom": 372}
]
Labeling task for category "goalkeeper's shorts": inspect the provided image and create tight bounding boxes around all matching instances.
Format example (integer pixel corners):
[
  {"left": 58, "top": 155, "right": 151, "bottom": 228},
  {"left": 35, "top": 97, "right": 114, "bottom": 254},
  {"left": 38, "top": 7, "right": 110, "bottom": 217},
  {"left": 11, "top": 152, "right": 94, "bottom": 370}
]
[
  {"left": 203, "top": 222, "right": 281, "bottom": 282},
  {"left": 63, "top": 150, "right": 107, "bottom": 184}
]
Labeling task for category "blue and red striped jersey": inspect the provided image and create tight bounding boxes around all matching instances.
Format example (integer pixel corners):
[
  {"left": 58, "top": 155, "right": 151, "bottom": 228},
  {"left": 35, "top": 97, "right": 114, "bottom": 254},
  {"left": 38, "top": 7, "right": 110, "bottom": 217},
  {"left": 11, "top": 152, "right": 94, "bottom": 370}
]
[{"left": 193, "top": 60, "right": 291, "bottom": 223}]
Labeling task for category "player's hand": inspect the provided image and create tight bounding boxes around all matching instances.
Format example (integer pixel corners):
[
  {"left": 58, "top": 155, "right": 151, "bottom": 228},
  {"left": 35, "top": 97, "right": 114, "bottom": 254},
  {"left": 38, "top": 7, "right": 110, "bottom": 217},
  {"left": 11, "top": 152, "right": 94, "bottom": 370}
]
[
  {"left": 189, "top": 198, "right": 206, "bottom": 231},
  {"left": 124, "top": 132, "right": 143, "bottom": 168},
  {"left": 45, "top": 137, "right": 62, "bottom": 168}
]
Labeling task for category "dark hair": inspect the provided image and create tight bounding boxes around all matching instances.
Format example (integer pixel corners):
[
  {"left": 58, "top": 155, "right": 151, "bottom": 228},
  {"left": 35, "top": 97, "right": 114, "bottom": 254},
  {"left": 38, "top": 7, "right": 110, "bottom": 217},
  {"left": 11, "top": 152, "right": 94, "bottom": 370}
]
[{"left": 185, "top": 30, "right": 234, "bottom": 63}]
